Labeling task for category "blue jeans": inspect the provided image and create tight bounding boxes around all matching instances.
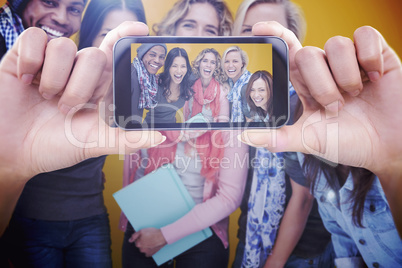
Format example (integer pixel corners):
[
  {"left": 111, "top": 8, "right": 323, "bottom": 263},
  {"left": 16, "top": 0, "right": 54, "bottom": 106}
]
[
  {"left": 284, "top": 242, "right": 335, "bottom": 268},
  {"left": 232, "top": 241, "right": 334, "bottom": 268},
  {"left": 122, "top": 223, "right": 229, "bottom": 268},
  {"left": 4, "top": 213, "right": 112, "bottom": 268}
]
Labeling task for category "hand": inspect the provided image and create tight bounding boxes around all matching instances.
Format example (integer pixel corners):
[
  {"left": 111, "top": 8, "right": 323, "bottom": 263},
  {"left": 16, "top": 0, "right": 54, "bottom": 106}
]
[
  {"left": 129, "top": 228, "right": 167, "bottom": 257},
  {"left": 0, "top": 22, "right": 165, "bottom": 181},
  {"left": 239, "top": 22, "right": 402, "bottom": 235},
  {"left": 239, "top": 22, "right": 402, "bottom": 179}
]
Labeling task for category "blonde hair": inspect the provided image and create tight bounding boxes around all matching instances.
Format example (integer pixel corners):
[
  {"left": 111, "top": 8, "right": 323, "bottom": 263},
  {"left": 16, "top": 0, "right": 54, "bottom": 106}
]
[
  {"left": 233, "top": 0, "right": 306, "bottom": 42},
  {"left": 221, "top": 46, "right": 249, "bottom": 75},
  {"left": 192, "top": 48, "right": 227, "bottom": 84},
  {"left": 153, "top": 0, "right": 233, "bottom": 36}
]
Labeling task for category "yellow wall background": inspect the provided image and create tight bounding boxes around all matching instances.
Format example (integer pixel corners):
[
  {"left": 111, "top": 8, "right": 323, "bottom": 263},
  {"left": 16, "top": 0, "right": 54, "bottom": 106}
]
[{"left": 2, "top": 0, "right": 401, "bottom": 267}]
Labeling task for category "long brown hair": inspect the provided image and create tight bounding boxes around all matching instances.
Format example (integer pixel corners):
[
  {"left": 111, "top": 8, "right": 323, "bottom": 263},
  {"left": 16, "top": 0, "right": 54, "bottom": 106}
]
[
  {"left": 295, "top": 99, "right": 375, "bottom": 227},
  {"left": 245, "top": 70, "right": 273, "bottom": 119}
]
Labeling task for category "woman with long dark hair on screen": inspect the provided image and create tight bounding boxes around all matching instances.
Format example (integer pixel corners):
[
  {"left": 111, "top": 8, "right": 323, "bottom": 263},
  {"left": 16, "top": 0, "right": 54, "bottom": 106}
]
[
  {"left": 144, "top": 47, "right": 194, "bottom": 124},
  {"left": 243, "top": 70, "right": 273, "bottom": 122}
]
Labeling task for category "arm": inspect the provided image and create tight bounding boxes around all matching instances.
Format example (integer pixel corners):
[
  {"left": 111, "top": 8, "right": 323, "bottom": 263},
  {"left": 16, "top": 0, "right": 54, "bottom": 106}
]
[
  {"left": 0, "top": 23, "right": 164, "bottom": 236},
  {"left": 160, "top": 139, "right": 248, "bottom": 244},
  {"left": 240, "top": 22, "right": 402, "bottom": 235},
  {"left": 0, "top": 172, "right": 25, "bottom": 235},
  {"left": 263, "top": 179, "right": 314, "bottom": 268}
]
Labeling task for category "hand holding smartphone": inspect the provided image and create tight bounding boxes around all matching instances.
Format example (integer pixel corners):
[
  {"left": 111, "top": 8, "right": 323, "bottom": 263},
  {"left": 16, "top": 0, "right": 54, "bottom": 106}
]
[{"left": 113, "top": 36, "right": 289, "bottom": 130}]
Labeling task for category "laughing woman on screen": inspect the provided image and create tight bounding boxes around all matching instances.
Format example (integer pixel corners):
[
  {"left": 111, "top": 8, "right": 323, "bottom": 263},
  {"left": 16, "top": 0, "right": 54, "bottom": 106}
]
[
  {"left": 222, "top": 46, "right": 252, "bottom": 122},
  {"left": 144, "top": 47, "right": 194, "bottom": 124},
  {"left": 244, "top": 70, "right": 273, "bottom": 122}
]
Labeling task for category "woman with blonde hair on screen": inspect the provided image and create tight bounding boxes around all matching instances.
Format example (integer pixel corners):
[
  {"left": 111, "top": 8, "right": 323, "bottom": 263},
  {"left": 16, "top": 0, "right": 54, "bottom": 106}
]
[
  {"left": 152, "top": 0, "right": 233, "bottom": 36},
  {"left": 185, "top": 48, "right": 228, "bottom": 122},
  {"left": 221, "top": 45, "right": 252, "bottom": 122}
]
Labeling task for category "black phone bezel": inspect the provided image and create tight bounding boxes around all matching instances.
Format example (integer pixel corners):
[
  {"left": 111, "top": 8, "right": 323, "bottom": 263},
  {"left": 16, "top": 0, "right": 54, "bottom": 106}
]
[{"left": 113, "top": 36, "right": 289, "bottom": 130}]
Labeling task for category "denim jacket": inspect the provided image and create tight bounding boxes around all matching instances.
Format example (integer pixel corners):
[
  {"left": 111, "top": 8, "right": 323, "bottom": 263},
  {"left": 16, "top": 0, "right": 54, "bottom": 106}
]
[{"left": 296, "top": 153, "right": 402, "bottom": 268}]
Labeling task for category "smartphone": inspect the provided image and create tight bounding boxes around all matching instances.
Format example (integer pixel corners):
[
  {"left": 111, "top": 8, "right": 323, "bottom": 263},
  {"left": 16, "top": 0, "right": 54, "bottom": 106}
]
[{"left": 113, "top": 36, "right": 289, "bottom": 130}]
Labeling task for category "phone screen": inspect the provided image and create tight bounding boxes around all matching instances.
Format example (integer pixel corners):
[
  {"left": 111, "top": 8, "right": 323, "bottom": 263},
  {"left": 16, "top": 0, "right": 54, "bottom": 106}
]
[{"left": 113, "top": 36, "right": 289, "bottom": 130}]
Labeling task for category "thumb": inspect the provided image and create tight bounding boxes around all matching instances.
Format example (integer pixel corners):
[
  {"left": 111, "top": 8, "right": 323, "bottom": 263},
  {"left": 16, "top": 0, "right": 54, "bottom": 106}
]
[
  {"left": 87, "top": 127, "right": 166, "bottom": 157},
  {"left": 129, "top": 231, "right": 141, "bottom": 243},
  {"left": 239, "top": 124, "right": 305, "bottom": 153}
]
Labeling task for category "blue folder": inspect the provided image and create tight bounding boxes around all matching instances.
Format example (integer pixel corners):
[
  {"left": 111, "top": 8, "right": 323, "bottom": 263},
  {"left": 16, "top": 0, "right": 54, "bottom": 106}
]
[{"left": 113, "top": 164, "right": 212, "bottom": 266}]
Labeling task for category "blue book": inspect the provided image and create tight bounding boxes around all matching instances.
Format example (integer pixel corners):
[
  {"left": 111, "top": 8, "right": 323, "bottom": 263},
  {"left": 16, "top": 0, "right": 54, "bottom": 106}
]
[{"left": 113, "top": 164, "right": 212, "bottom": 266}]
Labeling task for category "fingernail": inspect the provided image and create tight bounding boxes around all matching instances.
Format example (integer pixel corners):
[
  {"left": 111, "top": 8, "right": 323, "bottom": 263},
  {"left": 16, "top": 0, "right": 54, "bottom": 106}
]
[
  {"left": 367, "top": 71, "right": 380, "bottom": 82},
  {"left": 326, "top": 101, "right": 342, "bottom": 113},
  {"left": 149, "top": 135, "right": 166, "bottom": 148},
  {"left": 42, "top": 92, "right": 55, "bottom": 100},
  {"left": 350, "top": 90, "right": 360, "bottom": 97},
  {"left": 237, "top": 134, "right": 244, "bottom": 143},
  {"left": 21, "top": 74, "right": 34, "bottom": 85}
]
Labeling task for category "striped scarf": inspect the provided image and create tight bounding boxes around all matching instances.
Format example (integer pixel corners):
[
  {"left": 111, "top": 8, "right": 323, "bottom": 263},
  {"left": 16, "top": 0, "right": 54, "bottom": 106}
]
[
  {"left": 132, "top": 56, "right": 159, "bottom": 109},
  {"left": 227, "top": 70, "right": 251, "bottom": 122}
]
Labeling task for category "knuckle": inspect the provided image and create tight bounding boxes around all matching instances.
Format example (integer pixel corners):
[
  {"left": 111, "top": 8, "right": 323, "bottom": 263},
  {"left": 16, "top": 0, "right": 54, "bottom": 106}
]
[
  {"left": 337, "top": 77, "right": 362, "bottom": 92},
  {"left": 63, "top": 87, "right": 91, "bottom": 106},
  {"left": 47, "top": 37, "right": 77, "bottom": 57},
  {"left": 295, "top": 46, "right": 324, "bottom": 66},
  {"left": 78, "top": 47, "right": 107, "bottom": 68},
  {"left": 324, "top": 36, "right": 353, "bottom": 52}
]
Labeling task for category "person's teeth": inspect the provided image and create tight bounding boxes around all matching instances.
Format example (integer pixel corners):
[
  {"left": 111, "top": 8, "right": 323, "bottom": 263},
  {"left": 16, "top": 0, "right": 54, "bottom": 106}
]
[{"left": 41, "top": 26, "right": 63, "bottom": 37}]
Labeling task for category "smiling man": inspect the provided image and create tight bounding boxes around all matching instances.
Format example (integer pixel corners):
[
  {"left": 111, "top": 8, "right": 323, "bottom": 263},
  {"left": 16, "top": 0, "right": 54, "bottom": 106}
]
[{"left": 0, "top": 0, "right": 85, "bottom": 59}]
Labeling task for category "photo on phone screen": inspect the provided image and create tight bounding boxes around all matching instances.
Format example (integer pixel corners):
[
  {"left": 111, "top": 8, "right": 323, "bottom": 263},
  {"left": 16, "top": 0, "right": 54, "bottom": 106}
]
[{"left": 113, "top": 36, "right": 289, "bottom": 130}]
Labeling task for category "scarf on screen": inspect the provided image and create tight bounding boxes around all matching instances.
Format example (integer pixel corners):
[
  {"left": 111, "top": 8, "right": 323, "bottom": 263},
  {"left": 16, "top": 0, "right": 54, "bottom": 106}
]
[
  {"left": 227, "top": 70, "right": 251, "bottom": 122},
  {"left": 132, "top": 56, "right": 158, "bottom": 109},
  {"left": 145, "top": 78, "right": 224, "bottom": 182},
  {"left": 242, "top": 148, "right": 286, "bottom": 268}
]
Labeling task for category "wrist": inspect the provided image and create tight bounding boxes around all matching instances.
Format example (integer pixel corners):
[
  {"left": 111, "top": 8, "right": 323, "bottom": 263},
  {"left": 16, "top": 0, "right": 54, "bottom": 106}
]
[
  {"left": 264, "top": 258, "right": 285, "bottom": 268},
  {"left": 157, "top": 229, "right": 168, "bottom": 247},
  {"left": 373, "top": 157, "right": 402, "bottom": 182},
  {"left": 0, "top": 165, "right": 31, "bottom": 184}
]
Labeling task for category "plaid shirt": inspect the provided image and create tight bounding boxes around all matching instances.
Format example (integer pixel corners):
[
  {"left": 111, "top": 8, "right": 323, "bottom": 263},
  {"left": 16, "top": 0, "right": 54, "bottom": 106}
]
[{"left": 0, "top": 2, "right": 24, "bottom": 51}]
